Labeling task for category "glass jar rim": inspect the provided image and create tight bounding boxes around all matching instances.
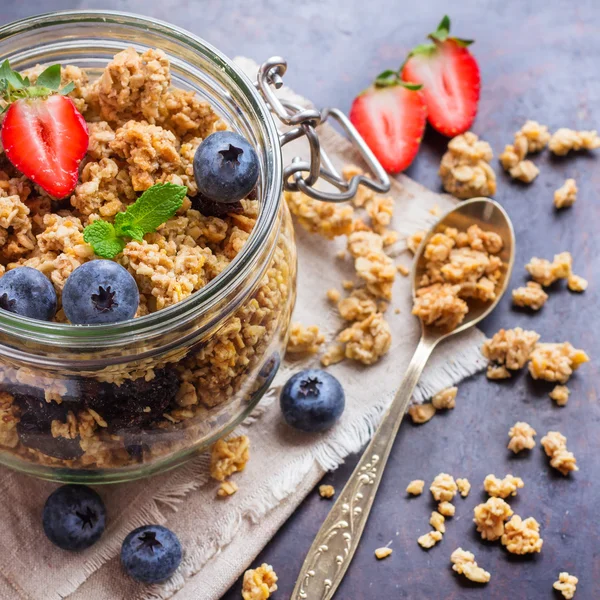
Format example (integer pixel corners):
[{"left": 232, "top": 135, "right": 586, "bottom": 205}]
[{"left": 0, "top": 9, "right": 283, "bottom": 345}]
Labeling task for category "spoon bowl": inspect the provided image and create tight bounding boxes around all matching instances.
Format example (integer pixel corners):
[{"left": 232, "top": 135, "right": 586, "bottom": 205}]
[{"left": 412, "top": 197, "right": 515, "bottom": 340}]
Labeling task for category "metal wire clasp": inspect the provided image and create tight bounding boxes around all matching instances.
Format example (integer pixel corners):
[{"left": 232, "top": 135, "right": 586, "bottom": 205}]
[{"left": 255, "top": 57, "right": 391, "bottom": 203}]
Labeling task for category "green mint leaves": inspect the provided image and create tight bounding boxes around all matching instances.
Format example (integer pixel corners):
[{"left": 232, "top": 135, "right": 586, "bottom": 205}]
[
  {"left": 0, "top": 61, "right": 75, "bottom": 112},
  {"left": 84, "top": 183, "right": 188, "bottom": 259}
]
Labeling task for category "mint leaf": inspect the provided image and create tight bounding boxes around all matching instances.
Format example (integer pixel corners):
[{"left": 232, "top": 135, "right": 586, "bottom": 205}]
[
  {"left": 83, "top": 220, "right": 126, "bottom": 259},
  {"left": 58, "top": 81, "right": 75, "bottom": 95},
  {"left": 114, "top": 183, "right": 187, "bottom": 238},
  {"left": 0, "top": 60, "right": 25, "bottom": 92},
  {"left": 36, "top": 64, "right": 61, "bottom": 90}
]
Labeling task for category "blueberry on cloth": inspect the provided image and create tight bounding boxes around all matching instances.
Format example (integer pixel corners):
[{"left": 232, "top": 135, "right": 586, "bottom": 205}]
[
  {"left": 0, "top": 266, "right": 57, "bottom": 321},
  {"left": 62, "top": 260, "right": 139, "bottom": 325},
  {"left": 121, "top": 525, "right": 182, "bottom": 584},
  {"left": 193, "top": 131, "right": 259, "bottom": 204},
  {"left": 280, "top": 369, "right": 345, "bottom": 432},
  {"left": 43, "top": 485, "right": 106, "bottom": 551}
]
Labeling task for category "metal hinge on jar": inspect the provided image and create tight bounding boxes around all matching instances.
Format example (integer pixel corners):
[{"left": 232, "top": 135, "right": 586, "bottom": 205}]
[{"left": 256, "top": 57, "right": 391, "bottom": 203}]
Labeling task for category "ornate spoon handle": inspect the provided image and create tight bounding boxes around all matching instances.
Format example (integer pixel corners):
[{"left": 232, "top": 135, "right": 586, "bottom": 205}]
[{"left": 291, "top": 335, "right": 436, "bottom": 600}]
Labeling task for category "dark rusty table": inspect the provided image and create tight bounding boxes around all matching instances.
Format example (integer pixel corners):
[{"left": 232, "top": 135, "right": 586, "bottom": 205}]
[{"left": 2, "top": 2, "right": 599, "bottom": 598}]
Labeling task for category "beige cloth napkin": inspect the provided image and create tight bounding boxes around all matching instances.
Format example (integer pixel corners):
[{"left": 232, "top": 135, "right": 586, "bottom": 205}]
[{"left": 0, "top": 59, "right": 487, "bottom": 600}]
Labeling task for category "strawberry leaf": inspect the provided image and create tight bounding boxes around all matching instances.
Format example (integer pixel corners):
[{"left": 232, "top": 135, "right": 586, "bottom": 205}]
[
  {"left": 36, "top": 64, "right": 61, "bottom": 90},
  {"left": 374, "top": 69, "right": 400, "bottom": 88},
  {"left": 454, "top": 37, "right": 474, "bottom": 47},
  {"left": 400, "top": 81, "right": 423, "bottom": 91},
  {"left": 83, "top": 220, "right": 126, "bottom": 259},
  {"left": 430, "top": 15, "right": 451, "bottom": 42}
]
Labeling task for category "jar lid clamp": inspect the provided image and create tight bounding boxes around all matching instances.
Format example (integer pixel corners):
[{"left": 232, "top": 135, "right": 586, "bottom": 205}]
[{"left": 256, "top": 57, "right": 391, "bottom": 203}]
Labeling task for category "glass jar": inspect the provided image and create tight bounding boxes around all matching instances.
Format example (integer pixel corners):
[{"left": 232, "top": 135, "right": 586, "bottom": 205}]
[
  {"left": 0, "top": 10, "right": 298, "bottom": 483},
  {"left": 0, "top": 11, "right": 388, "bottom": 483}
]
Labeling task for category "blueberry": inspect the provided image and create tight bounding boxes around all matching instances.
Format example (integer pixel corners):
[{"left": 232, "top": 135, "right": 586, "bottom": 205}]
[
  {"left": 121, "top": 525, "right": 182, "bottom": 584},
  {"left": 280, "top": 369, "right": 345, "bottom": 432},
  {"left": 0, "top": 266, "right": 57, "bottom": 321},
  {"left": 193, "top": 131, "right": 259, "bottom": 204},
  {"left": 62, "top": 260, "right": 139, "bottom": 325},
  {"left": 43, "top": 485, "right": 106, "bottom": 551}
]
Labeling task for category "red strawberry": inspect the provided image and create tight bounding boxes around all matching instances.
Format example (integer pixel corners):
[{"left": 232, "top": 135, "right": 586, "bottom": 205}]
[
  {"left": 349, "top": 72, "right": 427, "bottom": 174},
  {"left": 401, "top": 16, "right": 480, "bottom": 137},
  {"left": 0, "top": 62, "right": 88, "bottom": 198}
]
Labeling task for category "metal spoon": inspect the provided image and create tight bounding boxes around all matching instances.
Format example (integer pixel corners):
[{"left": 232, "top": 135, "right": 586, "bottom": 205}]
[{"left": 291, "top": 197, "right": 515, "bottom": 600}]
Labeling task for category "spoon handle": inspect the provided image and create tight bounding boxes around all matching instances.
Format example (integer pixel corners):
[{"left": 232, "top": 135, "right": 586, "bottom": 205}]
[{"left": 291, "top": 335, "right": 436, "bottom": 600}]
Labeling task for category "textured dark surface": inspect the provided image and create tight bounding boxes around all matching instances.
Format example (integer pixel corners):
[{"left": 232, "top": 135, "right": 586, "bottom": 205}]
[{"left": 1, "top": 1, "right": 599, "bottom": 598}]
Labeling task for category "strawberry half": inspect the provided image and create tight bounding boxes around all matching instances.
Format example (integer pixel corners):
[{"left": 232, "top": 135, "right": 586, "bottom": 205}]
[
  {"left": 0, "top": 62, "right": 88, "bottom": 198},
  {"left": 349, "top": 71, "right": 427, "bottom": 174},
  {"left": 401, "top": 15, "right": 480, "bottom": 137}
]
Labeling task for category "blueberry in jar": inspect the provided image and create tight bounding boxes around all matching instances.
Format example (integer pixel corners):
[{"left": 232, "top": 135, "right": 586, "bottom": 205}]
[
  {"left": 0, "top": 266, "right": 57, "bottom": 321},
  {"left": 280, "top": 369, "right": 345, "bottom": 432},
  {"left": 121, "top": 525, "right": 182, "bottom": 584},
  {"left": 43, "top": 485, "right": 106, "bottom": 551},
  {"left": 193, "top": 131, "right": 259, "bottom": 204},
  {"left": 62, "top": 260, "right": 139, "bottom": 325}
]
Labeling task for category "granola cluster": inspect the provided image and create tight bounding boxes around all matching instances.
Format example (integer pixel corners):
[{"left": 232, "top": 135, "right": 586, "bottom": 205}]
[
  {"left": 450, "top": 548, "right": 490, "bottom": 584},
  {"left": 549, "top": 384, "right": 570, "bottom": 406},
  {"left": 499, "top": 120, "right": 549, "bottom": 183},
  {"left": 430, "top": 473, "right": 458, "bottom": 503},
  {"left": 541, "top": 431, "right": 578, "bottom": 475},
  {"left": 482, "top": 327, "right": 540, "bottom": 372},
  {"left": 528, "top": 342, "right": 589, "bottom": 383},
  {"left": 512, "top": 281, "right": 548, "bottom": 310},
  {"left": 374, "top": 547, "right": 393, "bottom": 560},
  {"left": 439, "top": 132, "right": 497, "bottom": 199},
  {"left": 412, "top": 224, "right": 506, "bottom": 330},
  {"left": 501, "top": 515, "right": 543, "bottom": 554},
  {"left": 473, "top": 497, "right": 513, "bottom": 541},
  {"left": 209, "top": 435, "right": 250, "bottom": 482},
  {"left": 242, "top": 564, "right": 278, "bottom": 600},
  {"left": 507, "top": 422, "right": 537, "bottom": 454},
  {"left": 418, "top": 530, "right": 443, "bottom": 549},
  {"left": 549, "top": 128, "right": 600, "bottom": 156},
  {"left": 286, "top": 323, "right": 325, "bottom": 355},
  {"left": 553, "top": 572, "right": 579, "bottom": 599},
  {"left": 483, "top": 474, "right": 524, "bottom": 498},
  {"left": 406, "top": 479, "right": 425, "bottom": 495},
  {"left": 554, "top": 178, "right": 578, "bottom": 209},
  {"left": 526, "top": 251, "right": 572, "bottom": 287},
  {"left": 318, "top": 484, "right": 335, "bottom": 499}
]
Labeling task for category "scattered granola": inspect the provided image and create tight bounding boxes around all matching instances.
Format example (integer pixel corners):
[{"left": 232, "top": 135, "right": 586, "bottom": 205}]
[
  {"left": 456, "top": 478, "right": 471, "bottom": 497},
  {"left": 541, "top": 431, "right": 579, "bottom": 475},
  {"left": 337, "top": 312, "right": 392, "bottom": 365},
  {"left": 549, "top": 385, "right": 570, "bottom": 406},
  {"left": 210, "top": 435, "right": 250, "bottom": 482},
  {"left": 374, "top": 547, "right": 393, "bottom": 560},
  {"left": 320, "top": 344, "right": 346, "bottom": 367},
  {"left": 285, "top": 189, "right": 354, "bottom": 239},
  {"left": 512, "top": 281, "right": 548, "bottom": 310},
  {"left": 406, "top": 479, "right": 425, "bottom": 495},
  {"left": 439, "top": 132, "right": 496, "bottom": 199},
  {"left": 501, "top": 515, "right": 543, "bottom": 554},
  {"left": 217, "top": 480, "right": 238, "bottom": 498},
  {"left": 526, "top": 251, "right": 572, "bottom": 286},
  {"left": 242, "top": 564, "right": 278, "bottom": 600},
  {"left": 318, "top": 484, "right": 335, "bottom": 499},
  {"left": 483, "top": 474, "right": 524, "bottom": 498},
  {"left": 473, "top": 497, "right": 513, "bottom": 541},
  {"left": 499, "top": 121, "right": 548, "bottom": 182},
  {"left": 418, "top": 530, "right": 443, "bottom": 549},
  {"left": 567, "top": 274, "right": 588, "bottom": 292},
  {"left": 450, "top": 548, "right": 491, "bottom": 584},
  {"left": 553, "top": 572, "right": 579, "bottom": 599},
  {"left": 408, "top": 403, "right": 436, "bottom": 424},
  {"left": 407, "top": 230, "right": 425, "bottom": 254},
  {"left": 326, "top": 288, "right": 341, "bottom": 303},
  {"left": 549, "top": 128, "right": 600, "bottom": 156},
  {"left": 438, "top": 501, "right": 456, "bottom": 517},
  {"left": 397, "top": 264, "right": 410, "bottom": 277},
  {"left": 431, "top": 387, "right": 457, "bottom": 410},
  {"left": 337, "top": 288, "right": 379, "bottom": 321},
  {"left": 430, "top": 473, "right": 458, "bottom": 502},
  {"left": 486, "top": 364, "right": 511, "bottom": 379},
  {"left": 528, "top": 342, "right": 589, "bottom": 383},
  {"left": 286, "top": 323, "right": 326, "bottom": 355},
  {"left": 412, "top": 283, "right": 468, "bottom": 330},
  {"left": 554, "top": 178, "right": 578, "bottom": 209},
  {"left": 430, "top": 511, "right": 446, "bottom": 533},
  {"left": 507, "top": 422, "right": 537, "bottom": 454},
  {"left": 482, "top": 327, "right": 540, "bottom": 371}
]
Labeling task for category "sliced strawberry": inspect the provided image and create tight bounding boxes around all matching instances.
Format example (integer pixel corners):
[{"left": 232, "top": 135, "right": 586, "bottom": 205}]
[
  {"left": 349, "top": 74, "right": 427, "bottom": 174},
  {"left": 2, "top": 95, "right": 88, "bottom": 198},
  {"left": 401, "top": 16, "right": 480, "bottom": 137}
]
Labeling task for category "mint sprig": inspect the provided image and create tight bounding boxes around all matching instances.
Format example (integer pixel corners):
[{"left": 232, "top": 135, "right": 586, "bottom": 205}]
[
  {"left": 84, "top": 183, "right": 187, "bottom": 259},
  {"left": 0, "top": 61, "right": 74, "bottom": 113}
]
